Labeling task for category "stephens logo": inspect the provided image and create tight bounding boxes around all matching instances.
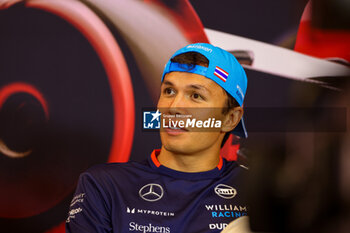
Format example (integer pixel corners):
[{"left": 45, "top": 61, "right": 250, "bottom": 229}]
[
  {"left": 214, "top": 184, "right": 237, "bottom": 199},
  {"left": 139, "top": 183, "right": 164, "bottom": 202},
  {"left": 129, "top": 222, "right": 170, "bottom": 233}
]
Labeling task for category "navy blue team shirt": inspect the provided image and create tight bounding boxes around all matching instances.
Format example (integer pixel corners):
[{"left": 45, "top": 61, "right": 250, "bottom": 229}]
[{"left": 66, "top": 149, "right": 248, "bottom": 233}]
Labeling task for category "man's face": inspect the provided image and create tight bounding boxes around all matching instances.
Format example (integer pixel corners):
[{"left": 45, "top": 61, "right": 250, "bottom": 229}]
[{"left": 157, "top": 71, "right": 231, "bottom": 155}]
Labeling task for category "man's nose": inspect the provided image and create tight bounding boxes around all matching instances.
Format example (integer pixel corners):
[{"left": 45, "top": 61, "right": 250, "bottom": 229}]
[{"left": 168, "top": 93, "right": 186, "bottom": 115}]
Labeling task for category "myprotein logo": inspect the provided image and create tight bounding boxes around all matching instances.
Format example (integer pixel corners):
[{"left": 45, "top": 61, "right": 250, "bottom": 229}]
[
  {"left": 126, "top": 207, "right": 175, "bottom": 217},
  {"left": 139, "top": 183, "right": 164, "bottom": 202},
  {"left": 129, "top": 222, "right": 170, "bottom": 233},
  {"left": 127, "top": 207, "right": 136, "bottom": 214},
  {"left": 214, "top": 184, "right": 237, "bottom": 199}
]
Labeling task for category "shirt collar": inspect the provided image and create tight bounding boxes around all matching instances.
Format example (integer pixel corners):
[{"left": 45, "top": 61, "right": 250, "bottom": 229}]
[
  {"left": 148, "top": 149, "right": 226, "bottom": 180},
  {"left": 150, "top": 149, "right": 223, "bottom": 170}
]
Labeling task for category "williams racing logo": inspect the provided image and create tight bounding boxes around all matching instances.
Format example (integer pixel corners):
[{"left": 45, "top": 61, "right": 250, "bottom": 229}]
[{"left": 205, "top": 205, "right": 248, "bottom": 218}]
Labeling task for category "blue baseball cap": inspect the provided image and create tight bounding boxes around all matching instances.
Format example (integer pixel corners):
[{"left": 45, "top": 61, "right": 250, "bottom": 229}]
[{"left": 161, "top": 43, "right": 248, "bottom": 138}]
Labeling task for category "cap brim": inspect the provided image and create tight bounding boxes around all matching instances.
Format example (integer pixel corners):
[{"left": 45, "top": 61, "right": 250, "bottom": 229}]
[{"left": 232, "top": 117, "right": 248, "bottom": 138}]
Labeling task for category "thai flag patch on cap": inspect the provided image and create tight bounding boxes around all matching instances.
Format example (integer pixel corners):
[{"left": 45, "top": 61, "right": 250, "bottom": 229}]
[{"left": 214, "top": 66, "right": 228, "bottom": 82}]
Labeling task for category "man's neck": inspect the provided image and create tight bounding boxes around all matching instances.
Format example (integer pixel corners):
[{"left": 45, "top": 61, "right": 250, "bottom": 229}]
[{"left": 157, "top": 146, "right": 221, "bottom": 173}]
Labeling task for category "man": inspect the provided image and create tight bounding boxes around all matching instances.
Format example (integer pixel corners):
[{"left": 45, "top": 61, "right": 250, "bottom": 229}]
[{"left": 66, "top": 43, "right": 248, "bottom": 233}]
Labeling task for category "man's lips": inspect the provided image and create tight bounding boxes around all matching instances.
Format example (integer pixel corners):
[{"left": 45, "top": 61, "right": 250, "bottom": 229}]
[{"left": 164, "top": 126, "right": 188, "bottom": 135}]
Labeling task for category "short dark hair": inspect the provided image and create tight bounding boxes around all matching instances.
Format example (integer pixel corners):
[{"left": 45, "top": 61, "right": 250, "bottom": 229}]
[
  {"left": 170, "top": 51, "right": 210, "bottom": 68},
  {"left": 171, "top": 52, "right": 239, "bottom": 147}
]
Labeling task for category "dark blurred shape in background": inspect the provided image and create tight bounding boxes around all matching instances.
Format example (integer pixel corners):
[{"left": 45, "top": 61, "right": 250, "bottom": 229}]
[
  {"left": 312, "top": 0, "right": 350, "bottom": 30},
  {"left": 245, "top": 0, "right": 350, "bottom": 231},
  {"left": 246, "top": 78, "right": 350, "bottom": 233}
]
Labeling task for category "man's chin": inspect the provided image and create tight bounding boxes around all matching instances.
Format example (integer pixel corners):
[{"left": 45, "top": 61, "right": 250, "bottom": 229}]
[{"left": 163, "top": 144, "right": 192, "bottom": 155}]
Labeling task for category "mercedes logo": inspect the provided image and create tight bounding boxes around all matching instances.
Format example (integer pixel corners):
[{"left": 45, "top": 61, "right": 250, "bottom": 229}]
[{"left": 139, "top": 183, "right": 164, "bottom": 202}]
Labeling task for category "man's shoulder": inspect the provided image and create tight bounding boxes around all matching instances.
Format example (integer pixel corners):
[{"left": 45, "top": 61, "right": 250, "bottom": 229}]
[
  {"left": 223, "top": 159, "right": 249, "bottom": 176},
  {"left": 81, "top": 160, "right": 150, "bottom": 181},
  {"left": 88, "top": 160, "right": 145, "bottom": 170}
]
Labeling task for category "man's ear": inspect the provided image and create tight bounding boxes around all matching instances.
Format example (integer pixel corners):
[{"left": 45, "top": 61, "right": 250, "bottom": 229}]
[{"left": 221, "top": 107, "right": 243, "bottom": 132}]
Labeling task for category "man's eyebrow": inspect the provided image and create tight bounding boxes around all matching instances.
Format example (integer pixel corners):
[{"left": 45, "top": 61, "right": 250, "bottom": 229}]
[
  {"left": 161, "top": 81, "right": 211, "bottom": 94},
  {"left": 188, "top": 84, "right": 211, "bottom": 94},
  {"left": 162, "top": 81, "right": 174, "bottom": 86}
]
